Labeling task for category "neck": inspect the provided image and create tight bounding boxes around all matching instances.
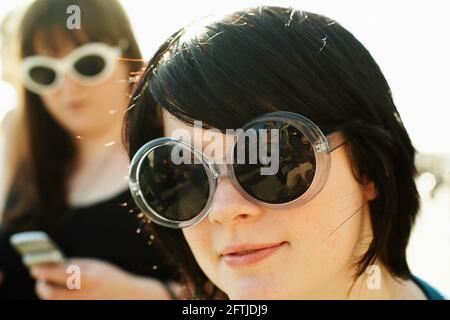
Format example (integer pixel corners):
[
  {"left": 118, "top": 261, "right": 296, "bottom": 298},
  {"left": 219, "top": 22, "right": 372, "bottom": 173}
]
[
  {"left": 74, "top": 122, "right": 124, "bottom": 163},
  {"left": 67, "top": 122, "right": 131, "bottom": 207},
  {"left": 295, "top": 262, "right": 423, "bottom": 300},
  {"left": 347, "top": 264, "right": 400, "bottom": 299}
]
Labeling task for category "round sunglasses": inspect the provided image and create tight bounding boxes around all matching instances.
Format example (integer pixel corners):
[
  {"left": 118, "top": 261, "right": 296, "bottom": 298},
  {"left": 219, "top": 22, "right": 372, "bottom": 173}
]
[
  {"left": 129, "top": 111, "right": 347, "bottom": 229},
  {"left": 21, "top": 42, "right": 121, "bottom": 95}
]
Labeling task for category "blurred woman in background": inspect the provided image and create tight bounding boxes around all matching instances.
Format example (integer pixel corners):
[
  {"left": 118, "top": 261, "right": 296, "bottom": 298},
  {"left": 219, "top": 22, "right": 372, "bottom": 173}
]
[{"left": 0, "top": 0, "right": 179, "bottom": 299}]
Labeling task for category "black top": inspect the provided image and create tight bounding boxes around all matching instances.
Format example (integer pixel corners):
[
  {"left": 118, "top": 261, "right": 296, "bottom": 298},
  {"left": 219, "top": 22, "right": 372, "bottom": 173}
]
[{"left": 0, "top": 189, "right": 178, "bottom": 299}]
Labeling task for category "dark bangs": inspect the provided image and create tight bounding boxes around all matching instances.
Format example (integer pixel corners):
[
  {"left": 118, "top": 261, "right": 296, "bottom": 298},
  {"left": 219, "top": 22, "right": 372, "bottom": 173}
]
[{"left": 148, "top": 7, "right": 372, "bottom": 132}]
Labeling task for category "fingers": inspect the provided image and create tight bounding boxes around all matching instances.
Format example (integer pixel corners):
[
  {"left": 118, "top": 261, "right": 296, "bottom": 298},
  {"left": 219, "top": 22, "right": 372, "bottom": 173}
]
[
  {"left": 30, "top": 263, "right": 69, "bottom": 286},
  {"left": 35, "top": 280, "right": 83, "bottom": 300},
  {"left": 32, "top": 258, "right": 127, "bottom": 299}
]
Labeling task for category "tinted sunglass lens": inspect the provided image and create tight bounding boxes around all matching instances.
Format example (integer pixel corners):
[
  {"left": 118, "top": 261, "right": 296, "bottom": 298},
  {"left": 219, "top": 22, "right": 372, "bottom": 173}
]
[
  {"left": 29, "top": 66, "right": 56, "bottom": 86},
  {"left": 233, "top": 122, "right": 316, "bottom": 204},
  {"left": 138, "top": 144, "right": 210, "bottom": 222},
  {"left": 74, "top": 55, "right": 106, "bottom": 77}
]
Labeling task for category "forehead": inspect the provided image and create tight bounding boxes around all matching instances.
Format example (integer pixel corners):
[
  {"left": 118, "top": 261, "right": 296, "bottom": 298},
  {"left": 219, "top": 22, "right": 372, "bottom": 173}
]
[
  {"left": 162, "top": 109, "right": 235, "bottom": 159},
  {"left": 162, "top": 109, "right": 199, "bottom": 139},
  {"left": 32, "top": 29, "right": 88, "bottom": 57}
]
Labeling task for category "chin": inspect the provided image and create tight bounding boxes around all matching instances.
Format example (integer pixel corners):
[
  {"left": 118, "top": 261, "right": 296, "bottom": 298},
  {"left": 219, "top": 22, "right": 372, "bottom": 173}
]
[{"left": 225, "top": 277, "right": 290, "bottom": 300}]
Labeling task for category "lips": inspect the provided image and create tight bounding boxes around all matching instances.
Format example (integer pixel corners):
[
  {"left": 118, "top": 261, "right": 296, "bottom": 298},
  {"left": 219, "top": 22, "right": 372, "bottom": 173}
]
[
  {"left": 69, "top": 100, "right": 85, "bottom": 109},
  {"left": 220, "top": 242, "right": 287, "bottom": 268},
  {"left": 64, "top": 96, "right": 87, "bottom": 110}
]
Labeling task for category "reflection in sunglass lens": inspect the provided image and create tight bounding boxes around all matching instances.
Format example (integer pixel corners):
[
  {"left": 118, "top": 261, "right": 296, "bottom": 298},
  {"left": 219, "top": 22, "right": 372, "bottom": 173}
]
[
  {"left": 29, "top": 66, "right": 56, "bottom": 86},
  {"left": 138, "top": 144, "right": 210, "bottom": 222},
  {"left": 233, "top": 122, "right": 316, "bottom": 204},
  {"left": 74, "top": 55, "right": 106, "bottom": 77}
]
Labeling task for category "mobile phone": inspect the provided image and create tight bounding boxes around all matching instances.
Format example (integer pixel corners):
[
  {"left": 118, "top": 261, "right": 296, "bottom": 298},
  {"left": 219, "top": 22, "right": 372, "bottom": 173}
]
[{"left": 9, "top": 231, "right": 66, "bottom": 268}]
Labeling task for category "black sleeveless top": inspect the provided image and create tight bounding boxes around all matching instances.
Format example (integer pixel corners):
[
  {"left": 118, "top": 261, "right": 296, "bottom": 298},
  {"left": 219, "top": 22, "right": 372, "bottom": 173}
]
[{"left": 0, "top": 189, "right": 179, "bottom": 299}]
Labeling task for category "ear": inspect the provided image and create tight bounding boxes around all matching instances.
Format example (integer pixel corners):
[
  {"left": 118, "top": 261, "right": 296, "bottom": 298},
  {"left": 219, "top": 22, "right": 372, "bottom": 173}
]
[{"left": 362, "top": 177, "right": 378, "bottom": 201}]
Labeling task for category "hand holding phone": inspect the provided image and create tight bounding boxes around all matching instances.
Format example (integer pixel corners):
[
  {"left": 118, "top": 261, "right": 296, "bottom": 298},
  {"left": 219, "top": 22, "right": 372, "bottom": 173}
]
[{"left": 9, "top": 231, "right": 66, "bottom": 268}]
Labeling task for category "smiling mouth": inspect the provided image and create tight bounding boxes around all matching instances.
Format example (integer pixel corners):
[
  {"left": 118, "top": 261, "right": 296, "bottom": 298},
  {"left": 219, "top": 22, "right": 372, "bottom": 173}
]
[{"left": 220, "top": 242, "right": 288, "bottom": 268}]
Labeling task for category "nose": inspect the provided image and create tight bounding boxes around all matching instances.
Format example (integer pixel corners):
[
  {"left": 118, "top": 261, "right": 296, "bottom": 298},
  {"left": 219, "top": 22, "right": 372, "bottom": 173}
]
[
  {"left": 208, "top": 176, "right": 263, "bottom": 226},
  {"left": 60, "top": 74, "right": 82, "bottom": 95}
]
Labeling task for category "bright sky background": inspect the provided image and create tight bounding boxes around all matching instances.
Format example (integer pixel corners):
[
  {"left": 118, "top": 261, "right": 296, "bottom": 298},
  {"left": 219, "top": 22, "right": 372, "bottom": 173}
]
[{"left": 1, "top": 0, "right": 449, "bottom": 155}]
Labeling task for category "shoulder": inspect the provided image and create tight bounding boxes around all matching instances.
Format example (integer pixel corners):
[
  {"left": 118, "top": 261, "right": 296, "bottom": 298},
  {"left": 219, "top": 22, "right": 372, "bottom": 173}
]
[
  {"left": 411, "top": 275, "right": 447, "bottom": 300},
  {"left": 1, "top": 109, "right": 20, "bottom": 210},
  {"left": 1, "top": 108, "right": 22, "bottom": 162},
  {"left": 1, "top": 108, "right": 19, "bottom": 136}
]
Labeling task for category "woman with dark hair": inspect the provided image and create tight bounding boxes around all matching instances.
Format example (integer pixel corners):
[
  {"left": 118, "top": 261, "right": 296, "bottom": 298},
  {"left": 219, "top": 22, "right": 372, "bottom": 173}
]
[
  {"left": 0, "top": 0, "right": 179, "bottom": 299},
  {"left": 124, "top": 6, "right": 445, "bottom": 299}
]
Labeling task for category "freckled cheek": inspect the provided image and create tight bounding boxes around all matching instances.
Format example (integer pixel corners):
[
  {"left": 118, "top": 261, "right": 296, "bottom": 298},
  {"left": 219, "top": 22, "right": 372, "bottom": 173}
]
[
  {"left": 284, "top": 213, "right": 330, "bottom": 270},
  {"left": 283, "top": 206, "right": 328, "bottom": 246},
  {"left": 182, "top": 224, "right": 224, "bottom": 286},
  {"left": 279, "top": 207, "right": 350, "bottom": 274},
  {"left": 183, "top": 224, "right": 218, "bottom": 264},
  {"left": 312, "top": 212, "right": 362, "bottom": 271}
]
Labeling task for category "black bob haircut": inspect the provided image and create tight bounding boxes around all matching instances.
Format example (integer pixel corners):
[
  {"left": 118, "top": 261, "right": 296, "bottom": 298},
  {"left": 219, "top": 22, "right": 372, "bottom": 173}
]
[{"left": 124, "top": 6, "right": 419, "bottom": 298}]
